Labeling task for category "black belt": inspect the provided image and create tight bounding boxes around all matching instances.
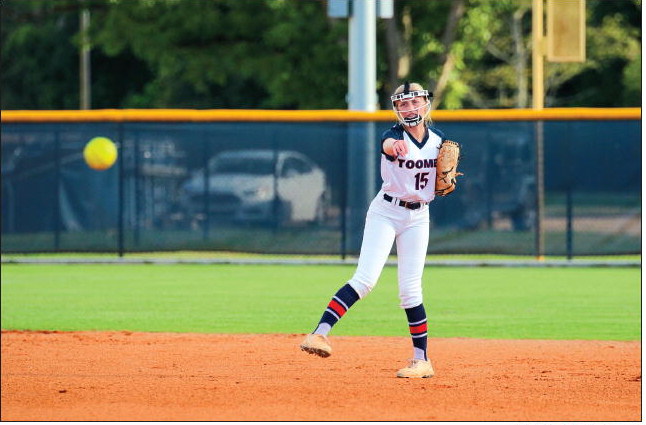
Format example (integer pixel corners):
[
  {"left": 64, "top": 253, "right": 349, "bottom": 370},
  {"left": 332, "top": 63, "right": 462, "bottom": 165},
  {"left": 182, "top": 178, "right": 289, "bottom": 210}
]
[{"left": 383, "top": 194, "right": 424, "bottom": 210}]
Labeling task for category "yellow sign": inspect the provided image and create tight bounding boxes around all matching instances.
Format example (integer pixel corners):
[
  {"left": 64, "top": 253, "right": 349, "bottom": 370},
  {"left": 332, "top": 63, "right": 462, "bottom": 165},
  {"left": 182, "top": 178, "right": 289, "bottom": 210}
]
[{"left": 546, "top": 0, "right": 586, "bottom": 62}]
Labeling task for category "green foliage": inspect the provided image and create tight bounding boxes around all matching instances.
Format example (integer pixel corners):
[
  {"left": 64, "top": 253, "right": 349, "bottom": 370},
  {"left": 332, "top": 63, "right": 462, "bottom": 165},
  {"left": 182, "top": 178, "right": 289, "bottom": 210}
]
[
  {"left": 1, "top": 264, "right": 640, "bottom": 340},
  {"left": 87, "top": 0, "right": 348, "bottom": 108},
  {"left": 622, "top": 52, "right": 641, "bottom": 105},
  {"left": 458, "top": 0, "right": 532, "bottom": 108},
  {"left": 0, "top": 0, "right": 641, "bottom": 109},
  {"left": 255, "top": 1, "right": 348, "bottom": 108},
  {"left": 1, "top": 1, "right": 80, "bottom": 109},
  {"left": 549, "top": 10, "right": 642, "bottom": 107},
  {"left": 91, "top": 0, "right": 275, "bottom": 107}
]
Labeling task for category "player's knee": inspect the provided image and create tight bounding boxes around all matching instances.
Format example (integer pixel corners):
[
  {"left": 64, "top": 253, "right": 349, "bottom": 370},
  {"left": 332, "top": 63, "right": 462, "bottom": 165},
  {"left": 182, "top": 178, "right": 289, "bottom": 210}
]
[
  {"left": 399, "top": 292, "right": 423, "bottom": 309},
  {"left": 347, "top": 277, "right": 377, "bottom": 299}
]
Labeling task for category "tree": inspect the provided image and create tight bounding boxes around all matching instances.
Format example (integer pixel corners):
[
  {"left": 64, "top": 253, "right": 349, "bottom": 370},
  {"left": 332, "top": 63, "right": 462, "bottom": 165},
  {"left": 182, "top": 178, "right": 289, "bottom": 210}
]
[
  {"left": 379, "top": 0, "right": 641, "bottom": 109},
  {"left": 546, "top": 1, "right": 642, "bottom": 107},
  {"left": 1, "top": 0, "right": 641, "bottom": 110},
  {"left": 254, "top": 1, "right": 349, "bottom": 109},
  {"left": 90, "top": 0, "right": 348, "bottom": 109},
  {"left": 1, "top": 1, "right": 80, "bottom": 109},
  {"left": 1, "top": 0, "right": 153, "bottom": 109}
]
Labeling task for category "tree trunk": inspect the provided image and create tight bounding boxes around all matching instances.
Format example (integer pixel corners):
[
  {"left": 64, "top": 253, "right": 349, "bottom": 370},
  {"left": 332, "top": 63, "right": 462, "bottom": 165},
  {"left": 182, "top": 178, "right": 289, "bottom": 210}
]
[
  {"left": 432, "top": 0, "right": 466, "bottom": 108},
  {"left": 384, "top": 18, "right": 402, "bottom": 102},
  {"left": 384, "top": 6, "right": 412, "bottom": 104}
]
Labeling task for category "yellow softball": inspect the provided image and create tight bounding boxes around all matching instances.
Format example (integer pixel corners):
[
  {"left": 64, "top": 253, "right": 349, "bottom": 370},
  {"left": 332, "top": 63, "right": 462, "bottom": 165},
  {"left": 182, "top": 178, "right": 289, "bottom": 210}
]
[{"left": 83, "top": 137, "right": 118, "bottom": 171}]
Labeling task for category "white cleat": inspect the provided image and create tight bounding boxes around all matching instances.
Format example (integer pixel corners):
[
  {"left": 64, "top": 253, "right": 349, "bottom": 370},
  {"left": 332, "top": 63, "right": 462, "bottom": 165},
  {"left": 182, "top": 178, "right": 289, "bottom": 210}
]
[
  {"left": 299, "top": 334, "right": 332, "bottom": 358},
  {"left": 396, "top": 359, "right": 435, "bottom": 378}
]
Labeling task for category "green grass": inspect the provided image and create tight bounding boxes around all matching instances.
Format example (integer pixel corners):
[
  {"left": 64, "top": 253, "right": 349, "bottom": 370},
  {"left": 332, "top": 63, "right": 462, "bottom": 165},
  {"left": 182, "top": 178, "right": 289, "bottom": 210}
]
[
  {"left": 1, "top": 264, "right": 640, "bottom": 341},
  {"left": 1, "top": 251, "right": 640, "bottom": 261}
]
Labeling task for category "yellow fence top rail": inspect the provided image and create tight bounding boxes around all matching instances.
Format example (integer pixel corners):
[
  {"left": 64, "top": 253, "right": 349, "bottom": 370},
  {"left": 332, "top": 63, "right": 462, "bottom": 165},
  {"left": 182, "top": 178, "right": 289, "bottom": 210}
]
[{"left": 1, "top": 107, "right": 640, "bottom": 123}]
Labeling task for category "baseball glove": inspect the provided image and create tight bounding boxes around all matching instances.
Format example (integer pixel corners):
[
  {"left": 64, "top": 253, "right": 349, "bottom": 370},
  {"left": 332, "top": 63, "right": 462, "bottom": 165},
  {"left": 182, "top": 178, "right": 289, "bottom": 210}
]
[{"left": 435, "top": 140, "right": 463, "bottom": 196}]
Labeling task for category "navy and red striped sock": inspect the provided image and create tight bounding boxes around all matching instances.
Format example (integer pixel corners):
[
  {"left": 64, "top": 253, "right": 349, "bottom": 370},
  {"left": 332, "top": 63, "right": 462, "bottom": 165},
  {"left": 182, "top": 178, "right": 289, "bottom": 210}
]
[
  {"left": 405, "top": 303, "right": 428, "bottom": 361},
  {"left": 313, "top": 283, "right": 360, "bottom": 336}
]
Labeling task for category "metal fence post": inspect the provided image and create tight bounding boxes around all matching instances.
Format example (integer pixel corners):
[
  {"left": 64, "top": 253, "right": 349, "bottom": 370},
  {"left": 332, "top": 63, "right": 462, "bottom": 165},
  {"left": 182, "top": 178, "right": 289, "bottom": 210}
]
[
  {"left": 340, "top": 125, "right": 349, "bottom": 260},
  {"left": 565, "top": 123, "right": 573, "bottom": 259},
  {"left": 346, "top": 122, "right": 376, "bottom": 254},
  {"left": 54, "top": 130, "right": 61, "bottom": 251},
  {"left": 117, "top": 123, "right": 125, "bottom": 257},
  {"left": 272, "top": 134, "right": 280, "bottom": 231},
  {"left": 534, "top": 120, "right": 545, "bottom": 259},
  {"left": 202, "top": 135, "right": 210, "bottom": 241},
  {"left": 133, "top": 131, "right": 140, "bottom": 247},
  {"left": 566, "top": 179, "right": 573, "bottom": 259}
]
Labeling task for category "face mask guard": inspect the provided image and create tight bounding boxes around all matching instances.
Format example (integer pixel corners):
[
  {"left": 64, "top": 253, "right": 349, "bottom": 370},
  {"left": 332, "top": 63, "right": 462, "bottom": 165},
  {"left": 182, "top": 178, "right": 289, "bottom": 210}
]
[{"left": 391, "top": 86, "right": 433, "bottom": 127}]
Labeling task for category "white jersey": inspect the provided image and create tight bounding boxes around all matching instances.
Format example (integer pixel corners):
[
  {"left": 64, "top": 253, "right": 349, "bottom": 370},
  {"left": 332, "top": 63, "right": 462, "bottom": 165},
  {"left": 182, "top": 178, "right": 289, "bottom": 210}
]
[{"left": 380, "top": 123, "right": 445, "bottom": 203}]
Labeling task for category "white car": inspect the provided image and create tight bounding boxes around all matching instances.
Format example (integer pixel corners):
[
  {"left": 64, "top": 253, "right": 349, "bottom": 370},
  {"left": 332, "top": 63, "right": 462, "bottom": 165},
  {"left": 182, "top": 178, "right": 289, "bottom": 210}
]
[{"left": 182, "top": 150, "right": 328, "bottom": 225}]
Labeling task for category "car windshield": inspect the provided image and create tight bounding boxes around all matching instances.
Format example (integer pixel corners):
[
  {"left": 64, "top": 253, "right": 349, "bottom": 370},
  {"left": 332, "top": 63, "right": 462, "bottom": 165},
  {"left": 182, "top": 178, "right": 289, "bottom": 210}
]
[{"left": 210, "top": 156, "right": 275, "bottom": 175}]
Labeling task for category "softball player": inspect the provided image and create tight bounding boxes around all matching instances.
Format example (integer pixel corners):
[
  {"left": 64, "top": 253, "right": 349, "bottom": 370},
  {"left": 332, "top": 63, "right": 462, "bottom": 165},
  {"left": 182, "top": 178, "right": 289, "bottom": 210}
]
[{"left": 301, "top": 82, "right": 445, "bottom": 378}]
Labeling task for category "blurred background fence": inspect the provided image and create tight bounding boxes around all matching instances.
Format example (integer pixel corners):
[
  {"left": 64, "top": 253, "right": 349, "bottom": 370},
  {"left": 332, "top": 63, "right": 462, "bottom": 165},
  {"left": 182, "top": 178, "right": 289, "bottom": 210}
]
[{"left": 1, "top": 108, "right": 640, "bottom": 257}]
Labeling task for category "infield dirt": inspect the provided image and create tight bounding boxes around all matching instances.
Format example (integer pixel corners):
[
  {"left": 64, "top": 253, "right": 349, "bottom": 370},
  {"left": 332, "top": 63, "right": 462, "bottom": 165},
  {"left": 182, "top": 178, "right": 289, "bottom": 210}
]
[{"left": 1, "top": 330, "right": 641, "bottom": 421}]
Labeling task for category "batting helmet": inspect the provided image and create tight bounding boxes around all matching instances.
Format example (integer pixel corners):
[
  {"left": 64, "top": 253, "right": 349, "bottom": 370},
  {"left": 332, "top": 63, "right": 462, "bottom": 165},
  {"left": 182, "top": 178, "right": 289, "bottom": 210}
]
[{"left": 391, "top": 82, "right": 433, "bottom": 127}]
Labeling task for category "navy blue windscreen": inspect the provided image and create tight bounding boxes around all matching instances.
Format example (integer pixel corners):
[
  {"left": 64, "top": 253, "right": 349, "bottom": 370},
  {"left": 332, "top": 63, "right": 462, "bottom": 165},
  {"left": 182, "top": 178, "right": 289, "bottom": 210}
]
[{"left": 1, "top": 119, "right": 640, "bottom": 256}]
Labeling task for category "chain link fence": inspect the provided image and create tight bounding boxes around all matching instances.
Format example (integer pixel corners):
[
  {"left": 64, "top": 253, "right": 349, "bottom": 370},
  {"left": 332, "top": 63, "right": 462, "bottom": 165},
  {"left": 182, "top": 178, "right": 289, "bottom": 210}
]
[{"left": 1, "top": 110, "right": 640, "bottom": 257}]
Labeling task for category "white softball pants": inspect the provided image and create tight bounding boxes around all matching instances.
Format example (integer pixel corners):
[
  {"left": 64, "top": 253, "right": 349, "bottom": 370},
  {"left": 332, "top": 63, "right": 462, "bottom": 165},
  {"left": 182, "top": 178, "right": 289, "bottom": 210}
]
[{"left": 348, "top": 191, "right": 430, "bottom": 309}]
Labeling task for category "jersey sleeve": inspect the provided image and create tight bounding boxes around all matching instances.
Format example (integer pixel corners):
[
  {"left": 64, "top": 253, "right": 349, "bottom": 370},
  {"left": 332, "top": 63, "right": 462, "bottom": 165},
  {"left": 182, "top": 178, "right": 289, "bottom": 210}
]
[{"left": 380, "top": 125, "right": 404, "bottom": 162}]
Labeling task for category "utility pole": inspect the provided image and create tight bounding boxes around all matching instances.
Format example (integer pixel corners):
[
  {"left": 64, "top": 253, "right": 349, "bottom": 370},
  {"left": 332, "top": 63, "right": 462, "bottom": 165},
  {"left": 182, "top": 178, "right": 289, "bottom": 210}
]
[
  {"left": 532, "top": 0, "right": 545, "bottom": 111},
  {"left": 532, "top": 0, "right": 586, "bottom": 260},
  {"left": 80, "top": 2, "right": 91, "bottom": 109},
  {"left": 348, "top": 1, "right": 378, "bottom": 112},
  {"left": 532, "top": 0, "right": 545, "bottom": 260},
  {"left": 328, "top": 0, "right": 393, "bottom": 254}
]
